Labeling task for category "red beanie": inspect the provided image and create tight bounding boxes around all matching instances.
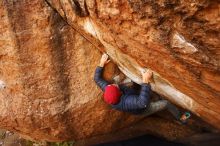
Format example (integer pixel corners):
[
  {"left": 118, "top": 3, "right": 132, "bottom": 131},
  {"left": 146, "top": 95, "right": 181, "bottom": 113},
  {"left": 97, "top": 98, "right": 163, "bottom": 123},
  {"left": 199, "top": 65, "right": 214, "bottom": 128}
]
[{"left": 104, "top": 85, "right": 121, "bottom": 105}]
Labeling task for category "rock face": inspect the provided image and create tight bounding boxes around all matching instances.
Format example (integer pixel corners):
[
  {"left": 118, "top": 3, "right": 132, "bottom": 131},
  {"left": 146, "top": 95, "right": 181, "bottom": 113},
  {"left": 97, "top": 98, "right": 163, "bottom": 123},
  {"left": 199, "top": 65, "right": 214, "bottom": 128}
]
[
  {"left": 0, "top": 0, "right": 135, "bottom": 142},
  {"left": 47, "top": 0, "right": 220, "bottom": 128},
  {"left": 0, "top": 0, "right": 219, "bottom": 143}
]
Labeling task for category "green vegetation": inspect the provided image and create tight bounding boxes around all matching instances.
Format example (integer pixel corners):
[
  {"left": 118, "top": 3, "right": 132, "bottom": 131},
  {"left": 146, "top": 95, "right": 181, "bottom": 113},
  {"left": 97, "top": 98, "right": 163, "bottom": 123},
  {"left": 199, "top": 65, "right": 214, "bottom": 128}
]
[
  {"left": 48, "top": 141, "right": 75, "bottom": 146},
  {"left": 25, "top": 140, "right": 35, "bottom": 146},
  {"left": 0, "top": 133, "right": 5, "bottom": 139},
  {"left": 25, "top": 140, "right": 75, "bottom": 146}
]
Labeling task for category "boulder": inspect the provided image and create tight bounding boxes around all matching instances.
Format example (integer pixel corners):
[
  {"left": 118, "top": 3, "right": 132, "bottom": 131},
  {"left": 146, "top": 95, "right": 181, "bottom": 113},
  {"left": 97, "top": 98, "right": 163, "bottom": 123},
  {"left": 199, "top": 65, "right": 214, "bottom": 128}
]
[
  {"left": 46, "top": 0, "right": 220, "bottom": 128},
  {"left": 0, "top": 0, "right": 219, "bottom": 143}
]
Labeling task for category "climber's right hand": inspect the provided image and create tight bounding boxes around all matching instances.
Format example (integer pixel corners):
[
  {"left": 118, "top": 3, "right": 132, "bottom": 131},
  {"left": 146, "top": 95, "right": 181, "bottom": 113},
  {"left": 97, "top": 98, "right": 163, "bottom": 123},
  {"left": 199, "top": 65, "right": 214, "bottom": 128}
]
[
  {"left": 99, "top": 53, "right": 110, "bottom": 67},
  {"left": 142, "top": 69, "right": 153, "bottom": 84}
]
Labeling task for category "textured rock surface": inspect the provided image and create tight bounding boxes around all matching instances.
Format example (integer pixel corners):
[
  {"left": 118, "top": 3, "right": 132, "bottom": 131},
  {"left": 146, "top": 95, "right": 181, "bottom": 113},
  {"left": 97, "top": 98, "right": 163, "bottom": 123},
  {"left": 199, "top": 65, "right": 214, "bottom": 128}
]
[
  {"left": 46, "top": 0, "right": 220, "bottom": 128},
  {"left": 0, "top": 0, "right": 219, "bottom": 143},
  {"left": 0, "top": 0, "right": 136, "bottom": 141}
]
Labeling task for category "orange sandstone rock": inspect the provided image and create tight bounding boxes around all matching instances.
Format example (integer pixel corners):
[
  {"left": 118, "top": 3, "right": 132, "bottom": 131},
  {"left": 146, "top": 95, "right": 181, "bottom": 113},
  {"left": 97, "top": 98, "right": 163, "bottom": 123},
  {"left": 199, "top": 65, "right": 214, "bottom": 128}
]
[{"left": 0, "top": 0, "right": 219, "bottom": 143}]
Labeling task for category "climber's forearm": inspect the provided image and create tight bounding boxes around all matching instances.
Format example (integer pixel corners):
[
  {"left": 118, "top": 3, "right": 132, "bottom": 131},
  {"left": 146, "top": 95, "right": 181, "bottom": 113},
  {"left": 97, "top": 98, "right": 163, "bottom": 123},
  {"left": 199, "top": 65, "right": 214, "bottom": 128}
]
[
  {"left": 99, "top": 62, "right": 105, "bottom": 67},
  {"left": 137, "top": 84, "right": 151, "bottom": 108},
  {"left": 94, "top": 66, "right": 109, "bottom": 91}
]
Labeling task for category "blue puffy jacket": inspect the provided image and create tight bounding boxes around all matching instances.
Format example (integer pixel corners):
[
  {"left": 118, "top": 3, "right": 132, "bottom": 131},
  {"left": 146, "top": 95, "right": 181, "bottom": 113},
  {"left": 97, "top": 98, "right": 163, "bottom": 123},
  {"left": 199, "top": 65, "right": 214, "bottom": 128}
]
[{"left": 94, "top": 66, "right": 151, "bottom": 114}]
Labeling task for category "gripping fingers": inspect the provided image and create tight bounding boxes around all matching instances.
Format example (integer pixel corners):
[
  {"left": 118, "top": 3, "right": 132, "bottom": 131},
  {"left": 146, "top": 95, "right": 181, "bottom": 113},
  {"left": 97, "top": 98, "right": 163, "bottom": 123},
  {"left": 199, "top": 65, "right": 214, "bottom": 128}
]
[
  {"left": 102, "top": 53, "right": 108, "bottom": 60},
  {"left": 105, "top": 54, "right": 109, "bottom": 60},
  {"left": 141, "top": 68, "right": 149, "bottom": 74}
]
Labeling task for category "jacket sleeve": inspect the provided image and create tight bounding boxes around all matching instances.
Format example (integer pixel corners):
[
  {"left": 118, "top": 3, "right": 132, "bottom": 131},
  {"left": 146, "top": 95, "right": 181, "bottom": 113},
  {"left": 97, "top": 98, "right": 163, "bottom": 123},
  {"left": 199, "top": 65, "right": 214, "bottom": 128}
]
[
  {"left": 124, "top": 84, "right": 151, "bottom": 111},
  {"left": 94, "top": 66, "right": 110, "bottom": 91},
  {"left": 136, "top": 83, "right": 151, "bottom": 108}
]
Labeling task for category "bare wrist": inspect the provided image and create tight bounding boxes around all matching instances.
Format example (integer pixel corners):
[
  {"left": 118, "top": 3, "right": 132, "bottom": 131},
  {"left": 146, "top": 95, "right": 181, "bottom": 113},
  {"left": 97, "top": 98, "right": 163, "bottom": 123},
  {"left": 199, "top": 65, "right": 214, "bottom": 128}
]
[
  {"left": 99, "top": 63, "right": 104, "bottom": 67},
  {"left": 143, "top": 79, "right": 150, "bottom": 84},
  {"left": 143, "top": 81, "right": 150, "bottom": 84}
]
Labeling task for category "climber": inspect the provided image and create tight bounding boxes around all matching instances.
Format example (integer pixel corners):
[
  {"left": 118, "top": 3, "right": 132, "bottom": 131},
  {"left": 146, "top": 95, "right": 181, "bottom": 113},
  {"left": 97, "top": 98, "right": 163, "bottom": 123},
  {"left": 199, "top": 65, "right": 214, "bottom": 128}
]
[{"left": 94, "top": 53, "right": 190, "bottom": 123}]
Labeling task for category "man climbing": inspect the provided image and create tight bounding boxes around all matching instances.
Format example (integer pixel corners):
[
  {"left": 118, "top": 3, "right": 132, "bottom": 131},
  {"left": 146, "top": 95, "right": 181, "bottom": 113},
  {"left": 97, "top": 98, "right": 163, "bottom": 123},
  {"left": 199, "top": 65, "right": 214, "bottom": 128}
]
[{"left": 94, "top": 53, "right": 190, "bottom": 123}]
